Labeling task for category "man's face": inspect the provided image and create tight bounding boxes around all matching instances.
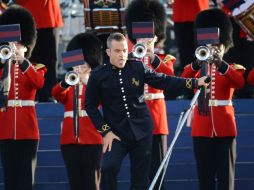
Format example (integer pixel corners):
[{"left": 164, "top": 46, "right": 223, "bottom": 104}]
[
  {"left": 208, "top": 44, "right": 225, "bottom": 59},
  {"left": 106, "top": 39, "right": 128, "bottom": 69},
  {"left": 73, "top": 63, "right": 91, "bottom": 75}
]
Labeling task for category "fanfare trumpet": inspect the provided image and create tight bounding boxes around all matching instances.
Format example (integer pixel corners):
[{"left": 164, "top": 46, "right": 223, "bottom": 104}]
[
  {"left": 132, "top": 43, "right": 147, "bottom": 58},
  {"left": 132, "top": 37, "right": 158, "bottom": 59},
  {"left": 195, "top": 45, "right": 222, "bottom": 63},
  {"left": 195, "top": 46, "right": 213, "bottom": 61},
  {"left": 65, "top": 71, "right": 79, "bottom": 86},
  {"left": 0, "top": 45, "right": 13, "bottom": 61}
]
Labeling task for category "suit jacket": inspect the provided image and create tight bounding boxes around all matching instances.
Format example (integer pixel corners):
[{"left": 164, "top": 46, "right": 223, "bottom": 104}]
[
  {"left": 85, "top": 57, "right": 197, "bottom": 141},
  {"left": 52, "top": 82, "right": 103, "bottom": 145},
  {"left": 181, "top": 62, "right": 245, "bottom": 137},
  {"left": 0, "top": 61, "right": 46, "bottom": 139}
]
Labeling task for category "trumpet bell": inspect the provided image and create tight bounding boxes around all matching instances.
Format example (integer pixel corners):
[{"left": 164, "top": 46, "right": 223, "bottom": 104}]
[
  {"left": 65, "top": 71, "right": 79, "bottom": 86},
  {"left": 0, "top": 45, "right": 12, "bottom": 60},
  {"left": 195, "top": 46, "right": 211, "bottom": 61},
  {"left": 132, "top": 44, "right": 147, "bottom": 58}
]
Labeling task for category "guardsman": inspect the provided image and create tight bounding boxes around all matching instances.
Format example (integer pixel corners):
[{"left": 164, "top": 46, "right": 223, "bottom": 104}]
[
  {"left": 125, "top": 0, "right": 175, "bottom": 189},
  {"left": 51, "top": 32, "right": 103, "bottom": 190},
  {"left": 85, "top": 32, "right": 209, "bottom": 190},
  {"left": 181, "top": 9, "right": 245, "bottom": 190},
  {"left": 0, "top": 5, "right": 46, "bottom": 190},
  {"left": 16, "top": 0, "right": 63, "bottom": 102},
  {"left": 172, "top": 0, "right": 209, "bottom": 72}
]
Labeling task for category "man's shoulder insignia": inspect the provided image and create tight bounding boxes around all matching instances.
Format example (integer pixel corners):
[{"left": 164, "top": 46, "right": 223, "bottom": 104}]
[
  {"left": 34, "top": 63, "right": 46, "bottom": 71},
  {"left": 163, "top": 54, "right": 176, "bottom": 63},
  {"left": 233, "top": 64, "right": 246, "bottom": 71}
]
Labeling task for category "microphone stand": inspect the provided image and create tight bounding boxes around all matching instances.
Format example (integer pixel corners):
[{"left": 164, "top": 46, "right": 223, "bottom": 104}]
[{"left": 148, "top": 88, "right": 201, "bottom": 190}]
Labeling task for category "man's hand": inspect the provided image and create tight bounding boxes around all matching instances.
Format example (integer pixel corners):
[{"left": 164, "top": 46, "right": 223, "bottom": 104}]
[
  {"left": 213, "top": 53, "right": 222, "bottom": 68},
  {"left": 145, "top": 48, "right": 155, "bottom": 62},
  {"left": 197, "top": 76, "right": 211, "bottom": 88},
  {"left": 103, "top": 131, "right": 121, "bottom": 153}
]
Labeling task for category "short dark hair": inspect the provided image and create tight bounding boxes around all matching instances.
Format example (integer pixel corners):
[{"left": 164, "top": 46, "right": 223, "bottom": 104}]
[{"left": 107, "top": 32, "right": 126, "bottom": 48}]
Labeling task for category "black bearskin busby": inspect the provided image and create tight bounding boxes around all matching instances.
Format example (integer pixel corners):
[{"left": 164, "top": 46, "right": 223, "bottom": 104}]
[
  {"left": 194, "top": 8, "right": 233, "bottom": 53},
  {"left": 66, "top": 32, "right": 103, "bottom": 69},
  {"left": 0, "top": 4, "right": 36, "bottom": 58},
  {"left": 125, "top": 0, "right": 167, "bottom": 44}
]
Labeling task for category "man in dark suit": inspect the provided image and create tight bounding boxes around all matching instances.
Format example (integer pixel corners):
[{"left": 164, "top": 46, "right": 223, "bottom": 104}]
[{"left": 85, "top": 32, "right": 208, "bottom": 190}]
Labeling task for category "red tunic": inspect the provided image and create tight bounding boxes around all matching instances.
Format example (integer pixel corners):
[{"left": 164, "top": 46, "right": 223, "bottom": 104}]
[
  {"left": 51, "top": 83, "right": 103, "bottom": 145},
  {"left": 145, "top": 54, "right": 175, "bottom": 135},
  {"left": 247, "top": 68, "right": 254, "bottom": 86},
  {"left": 16, "top": 0, "right": 63, "bottom": 28},
  {"left": 172, "top": 0, "right": 209, "bottom": 22},
  {"left": 0, "top": 62, "right": 46, "bottom": 139},
  {"left": 181, "top": 63, "right": 245, "bottom": 137}
]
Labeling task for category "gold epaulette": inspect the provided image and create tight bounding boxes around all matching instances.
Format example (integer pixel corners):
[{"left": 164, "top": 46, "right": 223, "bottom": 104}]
[
  {"left": 184, "top": 64, "right": 191, "bottom": 69},
  {"left": 34, "top": 63, "right": 46, "bottom": 71},
  {"left": 163, "top": 54, "right": 176, "bottom": 63},
  {"left": 233, "top": 64, "right": 246, "bottom": 70}
]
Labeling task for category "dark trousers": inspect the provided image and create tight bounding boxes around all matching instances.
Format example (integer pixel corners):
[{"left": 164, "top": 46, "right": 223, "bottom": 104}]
[
  {"left": 30, "top": 28, "right": 59, "bottom": 102},
  {"left": 149, "top": 135, "right": 168, "bottom": 190},
  {"left": 101, "top": 134, "right": 153, "bottom": 190},
  {"left": 174, "top": 22, "right": 195, "bottom": 98},
  {"left": 174, "top": 22, "right": 195, "bottom": 73},
  {"left": 193, "top": 137, "right": 236, "bottom": 190},
  {"left": 0, "top": 139, "right": 38, "bottom": 190},
  {"left": 61, "top": 144, "right": 102, "bottom": 190}
]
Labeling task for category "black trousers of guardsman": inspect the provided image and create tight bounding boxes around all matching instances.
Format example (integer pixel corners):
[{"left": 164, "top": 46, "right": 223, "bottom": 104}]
[
  {"left": 193, "top": 137, "right": 236, "bottom": 190},
  {"left": 0, "top": 140, "right": 38, "bottom": 190},
  {"left": 61, "top": 144, "right": 102, "bottom": 190},
  {"left": 149, "top": 134, "right": 168, "bottom": 190},
  {"left": 101, "top": 134, "right": 153, "bottom": 190}
]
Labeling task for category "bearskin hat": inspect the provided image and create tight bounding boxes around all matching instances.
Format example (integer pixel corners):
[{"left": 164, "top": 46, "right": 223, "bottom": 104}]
[
  {"left": 0, "top": 4, "right": 37, "bottom": 58},
  {"left": 194, "top": 8, "right": 233, "bottom": 52},
  {"left": 67, "top": 32, "right": 103, "bottom": 69},
  {"left": 125, "top": 0, "right": 166, "bottom": 44}
]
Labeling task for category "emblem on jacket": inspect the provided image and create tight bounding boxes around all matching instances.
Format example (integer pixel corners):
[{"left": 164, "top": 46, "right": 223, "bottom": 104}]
[{"left": 132, "top": 78, "right": 139, "bottom": 86}]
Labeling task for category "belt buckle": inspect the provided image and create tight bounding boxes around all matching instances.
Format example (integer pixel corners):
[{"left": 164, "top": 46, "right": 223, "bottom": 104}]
[
  {"left": 209, "top": 100, "right": 217, "bottom": 106},
  {"left": 145, "top": 94, "right": 152, "bottom": 100},
  {"left": 78, "top": 110, "right": 83, "bottom": 117},
  {"left": 14, "top": 100, "right": 22, "bottom": 107}
]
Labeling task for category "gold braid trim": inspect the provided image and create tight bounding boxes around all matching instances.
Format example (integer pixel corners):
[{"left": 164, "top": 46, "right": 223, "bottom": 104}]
[
  {"left": 186, "top": 79, "right": 192, "bottom": 89},
  {"left": 98, "top": 124, "right": 110, "bottom": 133}
]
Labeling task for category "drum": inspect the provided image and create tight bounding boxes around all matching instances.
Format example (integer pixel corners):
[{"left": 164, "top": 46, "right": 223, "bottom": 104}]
[
  {"left": 232, "top": 1, "right": 254, "bottom": 39},
  {"left": 83, "top": 0, "right": 128, "bottom": 34}
]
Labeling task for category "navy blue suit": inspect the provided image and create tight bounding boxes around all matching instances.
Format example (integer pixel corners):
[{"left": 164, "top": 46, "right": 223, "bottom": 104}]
[{"left": 85, "top": 57, "right": 197, "bottom": 189}]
